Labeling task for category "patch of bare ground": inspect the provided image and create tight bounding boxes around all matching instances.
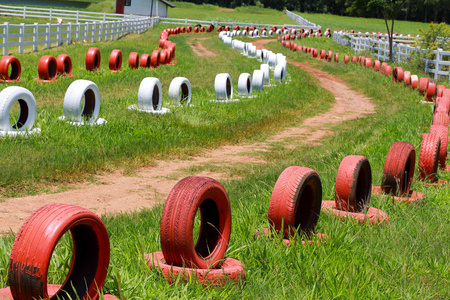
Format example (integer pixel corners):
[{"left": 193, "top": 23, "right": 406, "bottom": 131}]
[
  {"left": 0, "top": 41, "right": 375, "bottom": 234},
  {"left": 188, "top": 37, "right": 216, "bottom": 57}
]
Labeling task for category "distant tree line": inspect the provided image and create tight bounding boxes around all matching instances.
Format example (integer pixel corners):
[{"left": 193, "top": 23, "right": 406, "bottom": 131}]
[{"left": 173, "top": 0, "right": 449, "bottom": 23}]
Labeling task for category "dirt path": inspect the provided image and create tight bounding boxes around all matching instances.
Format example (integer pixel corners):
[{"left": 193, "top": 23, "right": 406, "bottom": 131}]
[
  {"left": 0, "top": 40, "right": 375, "bottom": 234},
  {"left": 188, "top": 37, "right": 216, "bottom": 57}
]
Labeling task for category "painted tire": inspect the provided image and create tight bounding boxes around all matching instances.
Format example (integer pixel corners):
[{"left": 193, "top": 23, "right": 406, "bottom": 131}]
[
  {"left": 343, "top": 54, "right": 349, "bottom": 64},
  {"left": 443, "top": 89, "right": 450, "bottom": 98},
  {"left": 334, "top": 53, "right": 339, "bottom": 63},
  {"left": 108, "top": 49, "right": 122, "bottom": 71},
  {"left": 436, "top": 85, "right": 446, "bottom": 97},
  {"left": 319, "top": 49, "right": 325, "bottom": 59},
  {"left": 364, "top": 58, "right": 371, "bottom": 68},
  {"left": 268, "top": 166, "right": 322, "bottom": 238},
  {"left": 138, "top": 77, "right": 162, "bottom": 111},
  {"left": 384, "top": 65, "right": 392, "bottom": 76},
  {"left": 430, "top": 125, "right": 448, "bottom": 169},
  {"left": 63, "top": 79, "right": 100, "bottom": 122},
  {"left": 128, "top": 52, "right": 139, "bottom": 69},
  {"left": 214, "top": 73, "right": 233, "bottom": 100},
  {"left": 351, "top": 56, "right": 357, "bottom": 63},
  {"left": 432, "top": 112, "right": 449, "bottom": 127},
  {"left": 380, "top": 62, "right": 387, "bottom": 73},
  {"left": 147, "top": 252, "right": 244, "bottom": 286},
  {"left": 85, "top": 47, "right": 101, "bottom": 71},
  {"left": 335, "top": 155, "right": 372, "bottom": 212},
  {"left": 411, "top": 75, "right": 419, "bottom": 89},
  {"left": 403, "top": 71, "right": 411, "bottom": 86},
  {"left": 372, "top": 60, "right": 380, "bottom": 71},
  {"left": 0, "top": 86, "right": 36, "bottom": 131},
  {"left": 252, "top": 70, "right": 264, "bottom": 91},
  {"left": 140, "top": 53, "right": 151, "bottom": 68},
  {"left": 393, "top": 67, "right": 403, "bottom": 83},
  {"left": 424, "top": 81, "right": 436, "bottom": 101},
  {"left": 260, "top": 64, "right": 270, "bottom": 85},
  {"left": 8, "top": 203, "right": 110, "bottom": 300},
  {"left": 56, "top": 54, "right": 72, "bottom": 76},
  {"left": 0, "top": 55, "right": 21, "bottom": 81},
  {"left": 418, "top": 133, "right": 440, "bottom": 182},
  {"left": 435, "top": 97, "right": 450, "bottom": 114},
  {"left": 381, "top": 141, "right": 415, "bottom": 196},
  {"left": 150, "top": 50, "right": 160, "bottom": 68},
  {"left": 160, "top": 176, "right": 232, "bottom": 269},
  {"left": 238, "top": 73, "right": 252, "bottom": 96},
  {"left": 168, "top": 77, "right": 191, "bottom": 105},
  {"left": 419, "top": 77, "right": 429, "bottom": 95},
  {"left": 274, "top": 65, "right": 284, "bottom": 83},
  {"left": 38, "top": 55, "right": 57, "bottom": 80}
]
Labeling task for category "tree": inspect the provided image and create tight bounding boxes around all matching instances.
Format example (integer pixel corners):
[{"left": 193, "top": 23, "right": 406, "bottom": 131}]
[{"left": 367, "top": 0, "right": 408, "bottom": 61}]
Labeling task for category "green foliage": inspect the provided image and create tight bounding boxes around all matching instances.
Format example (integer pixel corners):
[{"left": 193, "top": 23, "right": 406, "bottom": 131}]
[{"left": 418, "top": 22, "right": 450, "bottom": 51}]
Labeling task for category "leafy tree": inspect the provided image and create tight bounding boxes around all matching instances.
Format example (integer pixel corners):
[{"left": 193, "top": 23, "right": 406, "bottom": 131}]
[{"left": 367, "top": 0, "right": 408, "bottom": 61}]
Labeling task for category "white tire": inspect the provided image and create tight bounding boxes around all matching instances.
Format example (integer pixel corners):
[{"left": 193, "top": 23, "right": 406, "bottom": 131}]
[
  {"left": 252, "top": 70, "right": 264, "bottom": 91},
  {"left": 269, "top": 30, "right": 274, "bottom": 36},
  {"left": 236, "top": 30, "right": 241, "bottom": 36},
  {"left": 264, "top": 50, "right": 272, "bottom": 63},
  {"left": 248, "top": 45, "right": 257, "bottom": 58},
  {"left": 274, "top": 65, "right": 284, "bottom": 83},
  {"left": 268, "top": 52, "right": 277, "bottom": 67},
  {"left": 256, "top": 49, "right": 262, "bottom": 61},
  {"left": 276, "top": 29, "right": 282, "bottom": 35},
  {"left": 260, "top": 64, "right": 270, "bottom": 85},
  {"left": 223, "top": 37, "right": 232, "bottom": 45},
  {"left": 63, "top": 79, "right": 100, "bottom": 122},
  {"left": 283, "top": 29, "right": 289, "bottom": 35},
  {"left": 242, "top": 30, "right": 247, "bottom": 36},
  {"left": 249, "top": 31, "right": 254, "bottom": 37},
  {"left": 238, "top": 73, "right": 252, "bottom": 96},
  {"left": 277, "top": 61, "right": 287, "bottom": 80},
  {"left": 254, "top": 29, "right": 259, "bottom": 37},
  {"left": 261, "top": 30, "right": 267, "bottom": 37},
  {"left": 219, "top": 31, "right": 226, "bottom": 40},
  {"left": 138, "top": 77, "right": 162, "bottom": 111},
  {"left": 232, "top": 39, "right": 239, "bottom": 49},
  {"left": 214, "top": 73, "right": 233, "bottom": 100},
  {"left": 291, "top": 28, "right": 297, "bottom": 35},
  {"left": 168, "top": 77, "right": 191, "bottom": 106},
  {"left": 0, "top": 86, "right": 36, "bottom": 131}
]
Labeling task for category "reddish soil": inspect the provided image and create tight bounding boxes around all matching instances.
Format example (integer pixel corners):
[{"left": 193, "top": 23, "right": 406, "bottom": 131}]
[
  {"left": 0, "top": 40, "right": 375, "bottom": 234},
  {"left": 188, "top": 37, "right": 216, "bottom": 57}
]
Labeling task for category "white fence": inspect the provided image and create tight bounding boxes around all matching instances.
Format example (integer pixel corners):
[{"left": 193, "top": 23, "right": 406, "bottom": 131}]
[
  {"left": 333, "top": 31, "right": 450, "bottom": 81},
  {"left": 0, "top": 4, "right": 156, "bottom": 55},
  {"left": 159, "top": 17, "right": 317, "bottom": 30},
  {"left": 285, "top": 9, "right": 319, "bottom": 30}
]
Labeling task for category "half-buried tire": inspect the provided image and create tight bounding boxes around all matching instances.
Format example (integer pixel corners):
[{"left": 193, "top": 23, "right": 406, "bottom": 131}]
[{"left": 418, "top": 133, "right": 440, "bottom": 182}]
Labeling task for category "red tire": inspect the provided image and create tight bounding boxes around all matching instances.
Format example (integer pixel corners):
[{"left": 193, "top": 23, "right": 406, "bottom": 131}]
[
  {"left": 159, "top": 50, "right": 167, "bottom": 64},
  {"left": 312, "top": 49, "right": 318, "bottom": 58},
  {"left": 381, "top": 141, "right": 415, "bottom": 196},
  {"left": 147, "top": 252, "right": 244, "bottom": 286},
  {"left": 432, "top": 112, "right": 449, "bottom": 128},
  {"left": 393, "top": 66, "right": 403, "bottom": 83},
  {"left": 150, "top": 50, "right": 160, "bottom": 68},
  {"left": 435, "top": 97, "right": 450, "bottom": 114},
  {"left": 187, "top": 26, "right": 192, "bottom": 33},
  {"left": 419, "top": 77, "right": 429, "bottom": 95},
  {"left": 108, "top": 49, "right": 122, "bottom": 71},
  {"left": 140, "top": 53, "right": 151, "bottom": 68},
  {"left": 38, "top": 55, "right": 57, "bottom": 81},
  {"left": 424, "top": 81, "right": 436, "bottom": 101},
  {"left": 344, "top": 54, "right": 349, "bottom": 64},
  {"left": 160, "top": 176, "right": 232, "bottom": 269},
  {"left": 430, "top": 125, "right": 448, "bottom": 169},
  {"left": 365, "top": 58, "right": 371, "bottom": 68},
  {"left": 56, "top": 54, "right": 72, "bottom": 76},
  {"left": 0, "top": 55, "right": 21, "bottom": 81},
  {"left": 436, "top": 85, "right": 445, "bottom": 97},
  {"left": 180, "top": 26, "right": 186, "bottom": 33},
  {"left": 443, "top": 89, "right": 450, "bottom": 98},
  {"left": 418, "top": 133, "right": 440, "bottom": 182},
  {"left": 128, "top": 52, "right": 139, "bottom": 69},
  {"left": 268, "top": 166, "right": 322, "bottom": 238},
  {"left": 411, "top": 75, "right": 419, "bottom": 90},
  {"left": 403, "top": 71, "right": 411, "bottom": 86},
  {"left": 8, "top": 203, "right": 110, "bottom": 300},
  {"left": 334, "top": 53, "right": 339, "bottom": 63},
  {"left": 319, "top": 49, "right": 325, "bottom": 59},
  {"left": 335, "top": 155, "right": 372, "bottom": 212},
  {"left": 351, "top": 56, "right": 357, "bottom": 63},
  {"left": 372, "top": 60, "right": 380, "bottom": 71},
  {"left": 85, "top": 47, "right": 101, "bottom": 71},
  {"left": 384, "top": 65, "right": 392, "bottom": 76}
]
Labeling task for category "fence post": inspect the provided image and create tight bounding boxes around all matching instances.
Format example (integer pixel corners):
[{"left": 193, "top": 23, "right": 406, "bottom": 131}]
[
  {"left": 435, "top": 48, "right": 442, "bottom": 80},
  {"left": 45, "top": 23, "right": 50, "bottom": 49},
  {"left": 67, "top": 22, "right": 72, "bottom": 45},
  {"left": 49, "top": 8, "right": 52, "bottom": 21},
  {"left": 23, "top": 6, "right": 26, "bottom": 19},
  {"left": 18, "top": 23, "right": 25, "bottom": 54},
  {"left": 2, "top": 22, "right": 8, "bottom": 55},
  {"left": 99, "top": 21, "right": 103, "bottom": 42},
  {"left": 57, "top": 22, "right": 61, "bottom": 46},
  {"left": 76, "top": 10, "right": 79, "bottom": 23},
  {"left": 91, "top": 22, "right": 95, "bottom": 43},
  {"left": 33, "top": 22, "right": 38, "bottom": 51},
  {"left": 185, "top": 18, "right": 188, "bottom": 25}
]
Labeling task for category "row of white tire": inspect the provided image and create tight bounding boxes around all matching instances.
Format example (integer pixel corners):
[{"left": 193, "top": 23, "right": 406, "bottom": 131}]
[{"left": 0, "top": 77, "right": 193, "bottom": 136}]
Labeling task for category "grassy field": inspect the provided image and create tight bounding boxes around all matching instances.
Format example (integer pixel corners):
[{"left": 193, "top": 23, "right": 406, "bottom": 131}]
[{"left": 0, "top": 2, "right": 449, "bottom": 299}]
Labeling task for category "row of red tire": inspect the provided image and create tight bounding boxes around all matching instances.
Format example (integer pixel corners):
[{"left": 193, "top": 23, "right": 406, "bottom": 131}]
[{"left": 294, "top": 43, "right": 450, "bottom": 184}]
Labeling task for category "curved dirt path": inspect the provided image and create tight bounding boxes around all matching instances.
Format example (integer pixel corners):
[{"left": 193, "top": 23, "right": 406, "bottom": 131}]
[
  {"left": 0, "top": 40, "right": 375, "bottom": 234},
  {"left": 188, "top": 37, "right": 216, "bottom": 57}
]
